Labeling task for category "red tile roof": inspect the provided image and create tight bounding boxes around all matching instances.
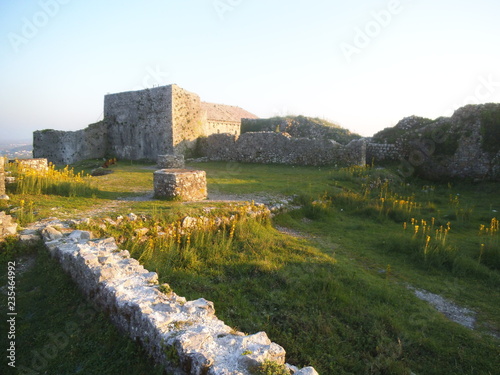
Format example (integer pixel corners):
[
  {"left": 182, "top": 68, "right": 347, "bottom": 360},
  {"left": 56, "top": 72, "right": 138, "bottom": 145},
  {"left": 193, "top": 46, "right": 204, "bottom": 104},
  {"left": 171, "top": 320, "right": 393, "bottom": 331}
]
[{"left": 201, "top": 102, "right": 258, "bottom": 122}]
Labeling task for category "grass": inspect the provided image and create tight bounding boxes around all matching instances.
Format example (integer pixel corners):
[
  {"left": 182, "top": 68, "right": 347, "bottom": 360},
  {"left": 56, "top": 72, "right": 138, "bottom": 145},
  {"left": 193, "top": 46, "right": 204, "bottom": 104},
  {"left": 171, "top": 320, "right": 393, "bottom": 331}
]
[
  {"left": 0, "top": 241, "right": 164, "bottom": 374},
  {"left": 1, "top": 160, "right": 500, "bottom": 374}
]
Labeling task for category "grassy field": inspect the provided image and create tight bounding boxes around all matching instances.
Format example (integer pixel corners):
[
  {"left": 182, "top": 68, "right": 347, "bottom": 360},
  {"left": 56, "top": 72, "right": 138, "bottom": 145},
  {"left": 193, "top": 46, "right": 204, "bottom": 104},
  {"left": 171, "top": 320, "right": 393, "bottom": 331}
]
[{"left": 1, "top": 159, "right": 499, "bottom": 374}]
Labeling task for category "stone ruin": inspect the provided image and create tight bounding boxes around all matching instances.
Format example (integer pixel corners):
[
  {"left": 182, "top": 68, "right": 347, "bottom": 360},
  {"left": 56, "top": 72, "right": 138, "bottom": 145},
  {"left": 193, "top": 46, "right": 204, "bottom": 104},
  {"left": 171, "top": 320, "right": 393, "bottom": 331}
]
[
  {"left": 158, "top": 154, "right": 185, "bottom": 169},
  {"left": 32, "top": 84, "right": 368, "bottom": 169},
  {"left": 16, "top": 217, "right": 318, "bottom": 375},
  {"left": 33, "top": 84, "right": 258, "bottom": 165},
  {"left": 154, "top": 169, "right": 207, "bottom": 201},
  {"left": 0, "top": 157, "right": 6, "bottom": 199}
]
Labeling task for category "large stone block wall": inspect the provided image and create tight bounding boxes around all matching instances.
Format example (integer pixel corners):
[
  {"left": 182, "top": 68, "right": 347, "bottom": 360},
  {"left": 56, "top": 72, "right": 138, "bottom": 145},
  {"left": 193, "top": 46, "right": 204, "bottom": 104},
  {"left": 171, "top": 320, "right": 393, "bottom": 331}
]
[
  {"left": 198, "top": 132, "right": 366, "bottom": 166},
  {"left": 30, "top": 222, "right": 318, "bottom": 375},
  {"left": 33, "top": 122, "right": 108, "bottom": 165},
  {"left": 171, "top": 85, "right": 205, "bottom": 155},
  {"left": 32, "top": 84, "right": 259, "bottom": 164},
  {"left": 204, "top": 120, "right": 241, "bottom": 136},
  {"left": 105, "top": 86, "right": 174, "bottom": 160}
]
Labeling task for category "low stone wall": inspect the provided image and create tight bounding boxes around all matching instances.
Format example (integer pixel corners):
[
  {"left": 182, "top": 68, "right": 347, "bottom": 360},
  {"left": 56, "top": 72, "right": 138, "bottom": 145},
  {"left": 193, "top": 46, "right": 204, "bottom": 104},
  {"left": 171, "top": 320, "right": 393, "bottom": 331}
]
[
  {"left": 26, "top": 221, "right": 318, "bottom": 374},
  {"left": 0, "top": 157, "right": 6, "bottom": 198},
  {"left": 154, "top": 169, "right": 208, "bottom": 201},
  {"left": 11, "top": 158, "right": 49, "bottom": 172},
  {"left": 198, "top": 132, "right": 366, "bottom": 166}
]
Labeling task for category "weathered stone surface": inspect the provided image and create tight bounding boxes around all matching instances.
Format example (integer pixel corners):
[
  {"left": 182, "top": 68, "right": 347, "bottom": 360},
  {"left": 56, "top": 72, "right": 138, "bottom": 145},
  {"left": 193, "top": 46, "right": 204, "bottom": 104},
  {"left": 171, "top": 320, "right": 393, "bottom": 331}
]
[
  {"left": 158, "top": 154, "right": 185, "bottom": 169},
  {"left": 12, "top": 158, "right": 49, "bottom": 172},
  {"left": 0, "top": 212, "right": 17, "bottom": 239},
  {"left": 198, "top": 132, "right": 366, "bottom": 167},
  {"left": 0, "top": 157, "right": 5, "bottom": 198},
  {"left": 34, "top": 123, "right": 107, "bottom": 165},
  {"left": 34, "top": 225, "right": 318, "bottom": 374},
  {"left": 41, "top": 226, "right": 64, "bottom": 241},
  {"left": 154, "top": 169, "right": 207, "bottom": 201},
  {"left": 34, "top": 84, "right": 257, "bottom": 164},
  {"left": 369, "top": 104, "right": 500, "bottom": 181}
]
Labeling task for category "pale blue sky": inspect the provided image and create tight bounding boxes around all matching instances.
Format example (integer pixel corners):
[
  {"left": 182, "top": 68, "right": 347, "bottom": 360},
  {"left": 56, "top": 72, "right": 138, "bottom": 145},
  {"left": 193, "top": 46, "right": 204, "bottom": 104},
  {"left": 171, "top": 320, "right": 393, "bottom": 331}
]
[{"left": 1, "top": 0, "right": 500, "bottom": 141}]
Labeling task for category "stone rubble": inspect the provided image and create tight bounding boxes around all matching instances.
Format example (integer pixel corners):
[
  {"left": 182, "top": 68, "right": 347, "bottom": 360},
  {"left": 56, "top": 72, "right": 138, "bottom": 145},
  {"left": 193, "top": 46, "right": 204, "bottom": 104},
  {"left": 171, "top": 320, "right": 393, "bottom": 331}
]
[
  {"left": 0, "top": 212, "right": 17, "bottom": 240},
  {"left": 19, "top": 219, "right": 318, "bottom": 375}
]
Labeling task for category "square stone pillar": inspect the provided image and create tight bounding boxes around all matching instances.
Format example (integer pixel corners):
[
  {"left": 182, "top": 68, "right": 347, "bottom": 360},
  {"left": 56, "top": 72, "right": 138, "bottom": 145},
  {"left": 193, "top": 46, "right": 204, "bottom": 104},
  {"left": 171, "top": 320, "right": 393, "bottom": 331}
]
[{"left": 154, "top": 169, "right": 207, "bottom": 201}]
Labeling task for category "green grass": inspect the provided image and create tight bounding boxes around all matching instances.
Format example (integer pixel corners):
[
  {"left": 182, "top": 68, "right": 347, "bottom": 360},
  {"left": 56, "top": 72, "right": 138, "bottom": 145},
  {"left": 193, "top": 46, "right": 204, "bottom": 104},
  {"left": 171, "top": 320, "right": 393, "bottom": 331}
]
[
  {"left": 0, "top": 242, "right": 164, "bottom": 374},
  {"left": 1, "top": 160, "right": 500, "bottom": 374}
]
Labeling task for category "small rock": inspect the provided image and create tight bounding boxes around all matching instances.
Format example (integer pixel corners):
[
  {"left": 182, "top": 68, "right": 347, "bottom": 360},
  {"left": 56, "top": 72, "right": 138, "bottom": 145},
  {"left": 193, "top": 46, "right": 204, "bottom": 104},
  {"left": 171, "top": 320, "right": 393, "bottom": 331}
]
[
  {"left": 127, "top": 213, "right": 138, "bottom": 221},
  {"left": 181, "top": 216, "right": 198, "bottom": 228},
  {"left": 41, "top": 226, "right": 63, "bottom": 241},
  {"left": 134, "top": 228, "right": 149, "bottom": 236},
  {"left": 295, "top": 367, "right": 319, "bottom": 375},
  {"left": 68, "top": 230, "right": 92, "bottom": 241}
]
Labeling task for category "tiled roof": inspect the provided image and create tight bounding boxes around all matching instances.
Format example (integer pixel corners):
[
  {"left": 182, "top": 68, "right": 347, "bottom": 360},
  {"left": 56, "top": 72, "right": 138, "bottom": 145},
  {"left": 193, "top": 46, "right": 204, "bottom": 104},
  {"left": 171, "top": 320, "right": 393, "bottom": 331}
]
[{"left": 201, "top": 102, "right": 258, "bottom": 122}]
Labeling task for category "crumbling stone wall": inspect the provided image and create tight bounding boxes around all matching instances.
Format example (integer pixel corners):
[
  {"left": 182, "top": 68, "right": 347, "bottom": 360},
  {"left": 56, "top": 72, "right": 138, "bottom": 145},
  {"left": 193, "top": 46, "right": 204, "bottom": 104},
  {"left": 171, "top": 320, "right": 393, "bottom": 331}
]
[
  {"left": 0, "top": 157, "right": 5, "bottom": 197},
  {"left": 34, "top": 84, "right": 256, "bottom": 165},
  {"left": 171, "top": 85, "right": 205, "bottom": 155},
  {"left": 366, "top": 143, "right": 403, "bottom": 163},
  {"left": 12, "top": 158, "right": 49, "bottom": 172},
  {"left": 369, "top": 104, "right": 500, "bottom": 180},
  {"left": 105, "top": 86, "right": 174, "bottom": 160},
  {"left": 33, "top": 122, "right": 107, "bottom": 165},
  {"left": 27, "top": 221, "right": 318, "bottom": 375},
  {"left": 198, "top": 132, "right": 366, "bottom": 166}
]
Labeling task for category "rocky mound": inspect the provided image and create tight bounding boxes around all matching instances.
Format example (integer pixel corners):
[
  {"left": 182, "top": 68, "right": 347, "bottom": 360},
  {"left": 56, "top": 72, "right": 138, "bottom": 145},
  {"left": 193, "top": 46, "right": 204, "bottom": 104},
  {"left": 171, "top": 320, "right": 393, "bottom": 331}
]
[
  {"left": 242, "top": 116, "right": 361, "bottom": 145},
  {"left": 372, "top": 103, "right": 500, "bottom": 180}
]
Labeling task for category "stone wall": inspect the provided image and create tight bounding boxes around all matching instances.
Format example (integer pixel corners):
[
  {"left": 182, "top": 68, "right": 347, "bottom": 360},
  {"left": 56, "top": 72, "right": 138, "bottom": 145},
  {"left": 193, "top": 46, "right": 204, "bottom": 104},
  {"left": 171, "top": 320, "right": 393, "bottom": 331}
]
[
  {"left": 13, "top": 158, "right": 49, "bottom": 172},
  {"left": 366, "top": 143, "right": 403, "bottom": 163},
  {"left": 198, "top": 132, "right": 366, "bottom": 166},
  {"left": 171, "top": 85, "right": 205, "bottom": 155},
  {"left": 0, "top": 157, "right": 5, "bottom": 197},
  {"left": 33, "top": 122, "right": 108, "bottom": 165},
  {"left": 204, "top": 120, "right": 240, "bottom": 136},
  {"left": 26, "top": 220, "right": 318, "bottom": 374},
  {"left": 370, "top": 104, "right": 500, "bottom": 180},
  {"left": 33, "top": 84, "right": 258, "bottom": 165},
  {"left": 105, "top": 86, "right": 174, "bottom": 160}
]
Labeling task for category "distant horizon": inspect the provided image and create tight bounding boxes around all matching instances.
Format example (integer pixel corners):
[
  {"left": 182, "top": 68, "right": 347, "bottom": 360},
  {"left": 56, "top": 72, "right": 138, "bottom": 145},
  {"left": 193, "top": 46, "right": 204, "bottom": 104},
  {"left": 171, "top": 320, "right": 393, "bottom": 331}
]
[{"left": 3, "top": 98, "right": 500, "bottom": 144}]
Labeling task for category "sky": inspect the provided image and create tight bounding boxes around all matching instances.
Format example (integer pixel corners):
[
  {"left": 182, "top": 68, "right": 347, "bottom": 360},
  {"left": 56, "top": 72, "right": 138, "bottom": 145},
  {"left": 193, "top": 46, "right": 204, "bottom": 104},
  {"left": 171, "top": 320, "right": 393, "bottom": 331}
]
[{"left": 1, "top": 0, "right": 500, "bottom": 142}]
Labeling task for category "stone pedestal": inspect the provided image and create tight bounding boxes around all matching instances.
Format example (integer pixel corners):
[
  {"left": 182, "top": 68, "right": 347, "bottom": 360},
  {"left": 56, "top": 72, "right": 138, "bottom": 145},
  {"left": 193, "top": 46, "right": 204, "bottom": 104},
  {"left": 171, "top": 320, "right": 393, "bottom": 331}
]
[
  {"left": 154, "top": 169, "right": 207, "bottom": 201},
  {"left": 157, "top": 154, "right": 185, "bottom": 169}
]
